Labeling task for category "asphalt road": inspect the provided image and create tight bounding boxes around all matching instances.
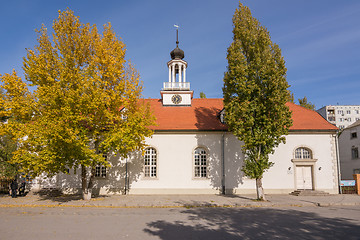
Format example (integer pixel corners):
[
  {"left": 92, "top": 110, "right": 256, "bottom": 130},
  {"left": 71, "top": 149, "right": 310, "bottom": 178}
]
[{"left": 1, "top": 206, "right": 359, "bottom": 240}]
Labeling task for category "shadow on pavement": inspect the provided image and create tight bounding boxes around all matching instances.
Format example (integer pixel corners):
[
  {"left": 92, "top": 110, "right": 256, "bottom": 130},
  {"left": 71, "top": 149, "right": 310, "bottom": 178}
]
[
  {"left": 221, "top": 194, "right": 256, "bottom": 200},
  {"left": 144, "top": 207, "right": 359, "bottom": 240},
  {"left": 32, "top": 189, "right": 107, "bottom": 203}
]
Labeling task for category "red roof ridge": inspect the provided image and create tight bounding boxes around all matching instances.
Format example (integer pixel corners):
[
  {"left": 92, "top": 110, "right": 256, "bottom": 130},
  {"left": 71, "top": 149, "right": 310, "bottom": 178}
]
[{"left": 141, "top": 99, "right": 337, "bottom": 131}]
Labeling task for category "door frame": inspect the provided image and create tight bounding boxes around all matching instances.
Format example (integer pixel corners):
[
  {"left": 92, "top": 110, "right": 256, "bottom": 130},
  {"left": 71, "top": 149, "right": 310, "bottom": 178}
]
[{"left": 291, "top": 159, "right": 317, "bottom": 190}]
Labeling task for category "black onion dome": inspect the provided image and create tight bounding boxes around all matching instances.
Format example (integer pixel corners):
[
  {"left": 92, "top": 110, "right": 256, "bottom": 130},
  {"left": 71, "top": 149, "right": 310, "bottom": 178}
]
[{"left": 170, "top": 44, "right": 185, "bottom": 59}]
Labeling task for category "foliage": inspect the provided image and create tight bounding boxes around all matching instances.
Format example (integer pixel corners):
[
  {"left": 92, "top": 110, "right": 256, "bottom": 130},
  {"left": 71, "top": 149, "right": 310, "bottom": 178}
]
[
  {"left": 0, "top": 135, "right": 18, "bottom": 178},
  {"left": 298, "top": 96, "right": 316, "bottom": 110},
  {"left": 288, "top": 91, "right": 295, "bottom": 103},
  {"left": 0, "top": 9, "right": 155, "bottom": 197},
  {"left": 0, "top": 89, "right": 18, "bottom": 178},
  {"left": 222, "top": 3, "right": 292, "bottom": 199},
  {"left": 200, "top": 92, "right": 206, "bottom": 98}
]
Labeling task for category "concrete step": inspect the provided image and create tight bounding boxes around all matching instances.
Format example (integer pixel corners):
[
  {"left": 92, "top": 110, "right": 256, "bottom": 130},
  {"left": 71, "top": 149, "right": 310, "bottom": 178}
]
[{"left": 290, "top": 190, "right": 330, "bottom": 196}]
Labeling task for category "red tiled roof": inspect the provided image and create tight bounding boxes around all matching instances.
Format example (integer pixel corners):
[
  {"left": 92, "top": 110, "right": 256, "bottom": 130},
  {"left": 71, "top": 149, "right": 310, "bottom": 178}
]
[
  {"left": 146, "top": 98, "right": 227, "bottom": 131},
  {"left": 145, "top": 98, "right": 337, "bottom": 132},
  {"left": 287, "top": 102, "right": 337, "bottom": 131}
]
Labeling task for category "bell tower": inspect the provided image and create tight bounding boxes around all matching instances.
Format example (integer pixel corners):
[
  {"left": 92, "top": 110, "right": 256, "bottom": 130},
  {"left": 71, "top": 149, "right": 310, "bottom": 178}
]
[{"left": 161, "top": 27, "right": 193, "bottom": 106}]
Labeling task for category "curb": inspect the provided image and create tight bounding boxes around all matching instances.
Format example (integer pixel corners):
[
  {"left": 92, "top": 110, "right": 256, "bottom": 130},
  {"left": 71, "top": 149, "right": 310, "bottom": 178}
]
[
  {"left": 316, "top": 202, "right": 360, "bottom": 207},
  {"left": 1, "top": 202, "right": 352, "bottom": 209}
]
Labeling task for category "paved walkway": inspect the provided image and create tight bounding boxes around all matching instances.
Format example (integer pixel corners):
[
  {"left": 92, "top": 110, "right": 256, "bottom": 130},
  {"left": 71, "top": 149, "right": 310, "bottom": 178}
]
[{"left": 1, "top": 192, "right": 360, "bottom": 208}]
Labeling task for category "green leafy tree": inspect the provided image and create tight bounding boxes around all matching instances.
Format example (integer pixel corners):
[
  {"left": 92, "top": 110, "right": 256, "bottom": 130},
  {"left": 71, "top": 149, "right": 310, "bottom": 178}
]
[
  {"left": 0, "top": 89, "right": 18, "bottom": 179},
  {"left": 0, "top": 135, "right": 17, "bottom": 178},
  {"left": 298, "top": 96, "right": 315, "bottom": 110},
  {"left": 0, "top": 9, "right": 154, "bottom": 200},
  {"left": 288, "top": 91, "right": 295, "bottom": 103},
  {"left": 199, "top": 92, "right": 206, "bottom": 98},
  {"left": 223, "top": 3, "right": 292, "bottom": 200}
]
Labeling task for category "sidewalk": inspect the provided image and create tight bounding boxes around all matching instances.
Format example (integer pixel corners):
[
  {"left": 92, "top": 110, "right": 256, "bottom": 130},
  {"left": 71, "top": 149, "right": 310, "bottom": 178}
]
[{"left": 1, "top": 192, "right": 360, "bottom": 208}]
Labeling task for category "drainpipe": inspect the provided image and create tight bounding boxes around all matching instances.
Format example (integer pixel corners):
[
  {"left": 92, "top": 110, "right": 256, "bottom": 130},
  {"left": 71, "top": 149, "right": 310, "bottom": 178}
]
[
  {"left": 221, "top": 133, "right": 225, "bottom": 195},
  {"left": 335, "top": 132, "right": 342, "bottom": 194},
  {"left": 124, "top": 157, "right": 128, "bottom": 195}
]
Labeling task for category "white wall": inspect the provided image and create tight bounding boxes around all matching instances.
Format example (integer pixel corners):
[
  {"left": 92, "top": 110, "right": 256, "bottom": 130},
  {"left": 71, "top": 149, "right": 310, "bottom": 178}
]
[
  {"left": 129, "top": 133, "right": 225, "bottom": 193},
  {"left": 129, "top": 132, "right": 338, "bottom": 194},
  {"left": 32, "top": 131, "right": 339, "bottom": 195},
  {"left": 339, "top": 126, "right": 360, "bottom": 179},
  {"left": 263, "top": 133, "right": 338, "bottom": 193}
]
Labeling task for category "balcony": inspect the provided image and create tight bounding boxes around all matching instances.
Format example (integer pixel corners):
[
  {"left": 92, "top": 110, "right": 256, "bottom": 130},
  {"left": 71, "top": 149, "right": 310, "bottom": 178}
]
[{"left": 163, "top": 82, "right": 190, "bottom": 91}]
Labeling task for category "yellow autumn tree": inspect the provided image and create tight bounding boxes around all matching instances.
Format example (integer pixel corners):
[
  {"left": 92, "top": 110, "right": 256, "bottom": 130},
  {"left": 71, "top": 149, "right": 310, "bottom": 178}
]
[{"left": 0, "top": 9, "right": 154, "bottom": 200}]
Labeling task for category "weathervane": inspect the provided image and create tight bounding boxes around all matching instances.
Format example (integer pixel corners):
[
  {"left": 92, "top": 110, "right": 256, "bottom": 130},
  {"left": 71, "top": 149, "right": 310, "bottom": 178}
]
[{"left": 174, "top": 24, "right": 179, "bottom": 46}]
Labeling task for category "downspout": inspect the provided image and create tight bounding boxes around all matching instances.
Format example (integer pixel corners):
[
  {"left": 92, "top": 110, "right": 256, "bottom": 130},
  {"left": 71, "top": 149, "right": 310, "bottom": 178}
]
[
  {"left": 124, "top": 157, "right": 128, "bottom": 195},
  {"left": 221, "top": 133, "right": 226, "bottom": 195},
  {"left": 335, "top": 132, "right": 342, "bottom": 194}
]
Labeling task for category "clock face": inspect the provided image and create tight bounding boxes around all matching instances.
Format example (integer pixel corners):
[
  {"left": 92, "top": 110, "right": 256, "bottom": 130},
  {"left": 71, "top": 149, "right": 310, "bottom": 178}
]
[{"left": 171, "top": 94, "right": 182, "bottom": 104}]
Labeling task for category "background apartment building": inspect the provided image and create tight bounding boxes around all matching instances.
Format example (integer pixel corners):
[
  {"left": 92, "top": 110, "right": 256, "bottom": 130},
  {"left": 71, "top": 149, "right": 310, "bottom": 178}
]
[
  {"left": 338, "top": 120, "right": 360, "bottom": 179},
  {"left": 317, "top": 105, "right": 360, "bottom": 129}
]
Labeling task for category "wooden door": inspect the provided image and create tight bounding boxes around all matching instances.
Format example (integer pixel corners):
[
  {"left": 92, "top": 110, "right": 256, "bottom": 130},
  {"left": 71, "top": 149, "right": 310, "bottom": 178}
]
[{"left": 296, "top": 166, "right": 313, "bottom": 190}]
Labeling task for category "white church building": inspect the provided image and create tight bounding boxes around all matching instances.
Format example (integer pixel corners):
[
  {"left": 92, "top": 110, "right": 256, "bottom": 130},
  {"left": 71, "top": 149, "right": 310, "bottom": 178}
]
[{"left": 33, "top": 37, "right": 340, "bottom": 195}]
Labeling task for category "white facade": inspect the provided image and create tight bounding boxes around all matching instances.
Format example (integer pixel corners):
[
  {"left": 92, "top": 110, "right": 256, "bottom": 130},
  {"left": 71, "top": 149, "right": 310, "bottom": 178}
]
[
  {"left": 317, "top": 105, "right": 360, "bottom": 129},
  {"left": 339, "top": 120, "right": 360, "bottom": 179},
  {"left": 34, "top": 131, "right": 339, "bottom": 195},
  {"left": 131, "top": 132, "right": 338, "bottom": 194}
]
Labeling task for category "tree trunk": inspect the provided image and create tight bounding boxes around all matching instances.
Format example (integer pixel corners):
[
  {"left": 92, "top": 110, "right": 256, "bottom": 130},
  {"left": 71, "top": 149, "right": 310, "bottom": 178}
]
[
  {"left": 256, "top": 178, "right": 266, "bottom": 201},
  {"left": 81, "top": 140, "right": 99, "bottom": 200},
  {"left": 81, "top": 164, "right": 93, "bottom": 201}
]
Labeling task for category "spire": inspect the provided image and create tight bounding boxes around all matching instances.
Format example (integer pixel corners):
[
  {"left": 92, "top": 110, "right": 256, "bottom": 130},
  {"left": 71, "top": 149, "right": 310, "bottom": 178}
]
[
  {"left": 170, "top": 25, "right": 184, "bottom": 60},
  {"left": 176, "top": 27, "right": 179, "bottom": 47}
]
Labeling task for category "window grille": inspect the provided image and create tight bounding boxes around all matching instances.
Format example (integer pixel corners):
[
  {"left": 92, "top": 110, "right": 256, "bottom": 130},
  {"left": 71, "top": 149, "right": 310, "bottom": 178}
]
[
  {"left": 194, "top": 148, "right": 207, "bottom": 178},
  {"left": 95, "top": 154, "right": 107, "bottom": 178},
  {"left": 144, "top": 147, "right": 157, "bottom": 178},
  {"left": 295, "top": 148, "right": 312, "bottom": 159}
]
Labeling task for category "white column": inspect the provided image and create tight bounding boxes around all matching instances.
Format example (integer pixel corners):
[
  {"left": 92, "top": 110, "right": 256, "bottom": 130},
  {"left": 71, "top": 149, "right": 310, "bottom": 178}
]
[
  {"left": 168, "top": 65, "right": 171, "bottom": 82},
  {"left": 179, "top": 63, "right": 182, "bottom": 83},
  {"left": 183, "top": 67, "right": 186, "bottom": 83},
  {"left": 172, "top": 63, "right": 175, "bottom": 83}
]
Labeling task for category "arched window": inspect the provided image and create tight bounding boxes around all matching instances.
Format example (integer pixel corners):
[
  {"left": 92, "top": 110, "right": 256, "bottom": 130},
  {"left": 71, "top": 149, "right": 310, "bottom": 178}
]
[
  {"left": 144, "top": 147, "right": 157, "bottom": 178},
  {"left": 194, "top": 148, "right": 207, "bottom": 178},
  {"left": 294, "top": 147, "right": 312, "bottom": 159},
  {"left": 95, "top": 153, "right": 107, "bottom": 178}
]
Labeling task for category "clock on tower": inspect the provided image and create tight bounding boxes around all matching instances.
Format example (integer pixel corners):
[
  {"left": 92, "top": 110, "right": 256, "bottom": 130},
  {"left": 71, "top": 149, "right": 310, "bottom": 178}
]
[{"left": 171, "top": 94, "right": 182, "bottom": 104}]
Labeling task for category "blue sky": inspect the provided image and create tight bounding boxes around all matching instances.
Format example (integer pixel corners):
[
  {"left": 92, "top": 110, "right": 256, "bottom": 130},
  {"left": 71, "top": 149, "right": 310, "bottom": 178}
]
[{"left": 1, "top": 0, "right": 359, "bottom": 109}]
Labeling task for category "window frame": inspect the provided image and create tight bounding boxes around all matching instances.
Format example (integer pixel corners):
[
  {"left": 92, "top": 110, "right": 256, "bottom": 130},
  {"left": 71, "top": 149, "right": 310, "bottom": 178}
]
[
  {"left": 294, "top": 147, "right": 313, "bottom": 159},
  {"left": 351, "top": 132, "right": 357, "bottom": 139},
  {"left": 193, "top": 147, "right": 208, "bottom": 179},
  {"left": 94, "top": 154, "right": 108, "bottom": 178},
  {"left": 143, "top": 147, "right": 158, "bottom": 179},
  {"left": 351, "top": 147, "right": 359, "bottom": 159}
]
